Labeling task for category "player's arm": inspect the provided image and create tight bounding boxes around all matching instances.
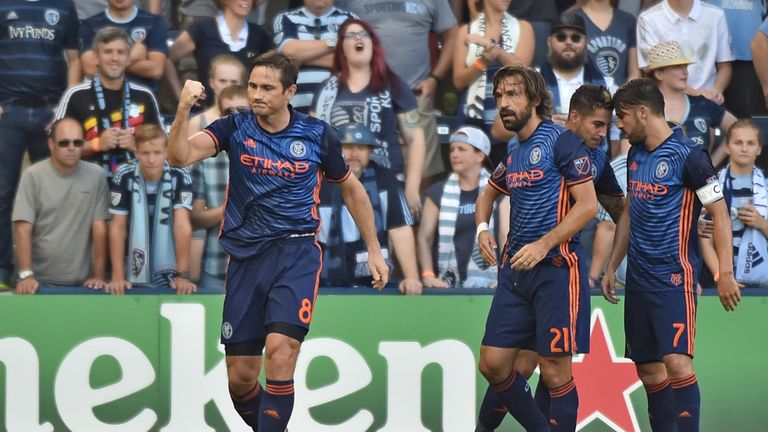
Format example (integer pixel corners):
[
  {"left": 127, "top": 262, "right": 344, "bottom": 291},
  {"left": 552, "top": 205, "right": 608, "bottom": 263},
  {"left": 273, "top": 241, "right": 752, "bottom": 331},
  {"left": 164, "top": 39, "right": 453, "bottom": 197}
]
[
  {"left": 191, "top": 198, "right": 223, "bottom": 229},
  {"left": 398, "top": 109, "right": 426, "bottom": 217},
  {"left": 167, "top": 80, "right": 218, "bottom": 167},
  {"left": 510, "top": 180, "right": 597, "bottom": 270},
  {"left": 172, "top": 207, "right": 196, "bottom": 295},
  {"left": 417, "top": 197, "right": 450, "bottom": 288},
  {"left": 128, "top": 50, "right": 167, "bottom": 81},
  {"left": 86, "top": 220, "right": 108, "bottom": 289},
  {"left": 705, "top": 197, "right": 740, "bottom": 311},
  {"left": 476, "top": 181, "right": 504, "bottom": 266},
  {"left": 338, "top": 174, "right": 389, "bottom": 289},
  {"left": 597, "top": 194, "right": 624, "bottom": 223},
  {"left": 389, "top": 226, "right": 423, "bottom": 295},
  {"left": 13, "top": 221, "right": 38, "bottom": 294},
  {"left": 66, "top": 49, "right": 82, "bottom": 86},
  {"left": 108, "top": 214, "right": 131, "bottom": 295},
  {"left": 601, "top": 194, "right": 630, "bottom": 303}
]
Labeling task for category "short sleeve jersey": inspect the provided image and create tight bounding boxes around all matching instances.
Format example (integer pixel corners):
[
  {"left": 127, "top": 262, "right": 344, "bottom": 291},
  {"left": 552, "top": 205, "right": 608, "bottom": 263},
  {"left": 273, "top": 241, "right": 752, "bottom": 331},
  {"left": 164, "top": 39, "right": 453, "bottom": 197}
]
[
  {"left": 625, "top": 129, "right": 719, "bottom": 292},
  {"left": 488, "top": 123, "right": 593, "bottom": 258},
  {"left": 0, "top": 0, "right": 79, "bottom": 103},
  {"left": 576, "top": 8, "right": 636, "bottom": 87},
  {"left": 80, "top": 9, "right": 168, "bottom": 89},
  {"left": 682, "top": 95, "right": 726, "bottom": 150},
  {"left": 205, "top": 109, "right": 350, "bottom": 259},
  {"left": 589, "top": 140, "right": 624, "bottom": 197},
  {"left": 110, "top": 162, "right": 194, "bottom": 225}
]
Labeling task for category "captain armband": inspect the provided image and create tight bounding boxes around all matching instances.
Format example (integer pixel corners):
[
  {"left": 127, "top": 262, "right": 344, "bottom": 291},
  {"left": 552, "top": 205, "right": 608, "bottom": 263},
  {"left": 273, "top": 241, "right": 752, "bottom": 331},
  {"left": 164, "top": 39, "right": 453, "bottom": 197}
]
[{"left": 696, "top": 179, "right": 723, "bottom": 206}]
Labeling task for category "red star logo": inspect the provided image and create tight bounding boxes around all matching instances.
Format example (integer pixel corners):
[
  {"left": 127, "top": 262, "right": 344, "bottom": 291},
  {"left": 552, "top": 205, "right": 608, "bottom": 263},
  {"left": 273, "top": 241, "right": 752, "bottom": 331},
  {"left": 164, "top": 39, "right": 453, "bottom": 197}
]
[{"left": 572, "top": 309, "right": 643, "bottom": 431}]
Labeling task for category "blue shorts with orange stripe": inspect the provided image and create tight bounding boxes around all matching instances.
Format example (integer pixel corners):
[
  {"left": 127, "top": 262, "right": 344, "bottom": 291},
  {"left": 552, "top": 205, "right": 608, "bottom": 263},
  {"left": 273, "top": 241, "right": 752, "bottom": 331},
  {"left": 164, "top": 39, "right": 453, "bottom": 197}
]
[
  {"left": 482, "top": 254, "right": 591, "bottom": 356},
  {"left": 624, "top": 289, "right": 697, "bottom": 363},
  {"left": 220, "top": 236, "right": 322, "bottom": 346}
]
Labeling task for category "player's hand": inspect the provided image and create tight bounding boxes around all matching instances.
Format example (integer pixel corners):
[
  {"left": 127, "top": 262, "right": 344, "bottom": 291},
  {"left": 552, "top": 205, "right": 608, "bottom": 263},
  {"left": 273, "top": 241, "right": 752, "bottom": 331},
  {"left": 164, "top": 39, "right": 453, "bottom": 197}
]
[
  {"left": 84, "top": 277, "right": 106, "bottom": 290},
  {"left": 15, "top": 277, "right": 39, "bottom": 295},
  {"left": 398, "top": 277, "right": 423, "bottom": 295},
  {"left": 698, "top": 88, "right": 725, "bottom": 105},
  {"left": 107, "top": 278, "right": 132, "bottom": 295},
  {"left": 172, "top": 276, "right": 197, "bottom": 295},
  {"left": 368, "top": 250, "right": 389, "bottom": 290},
  {"left": 481, "top": 44, "right": 502, "bottom": 63},
  {"left": 601, "top": 269, "right": 620, "bottom": 304},
  {"left": 422, "top": 275, "right": 450, "bottom": 288},
  {"left": 509, "top": 241, "right": 547, "bottom": 271},
  {"left": 100, "top": 128, "right": 121, "bottom": 150},
  {"left": 116, "top": 129, "right": 136, "bottom": 152},
  {"left": 716, "top": 271, "right": 741, "bottom": 311},
  {"left": 405, "top": 187, "right": 422, "bottom": 220},
  {"left": 697, "top": 214, "right": 713, "bottom": 239},
  {"left": 737, "top": 204, "right": 766, "bottom": 229},
  {"left": 477, "top": 230, "right": 498, "bottom": 266},
  {"left": 466, "top": 33, "right": 494, "bottom": 48},
  {"left": 179, "top": 80, "right": 206, "bottom": 110}
]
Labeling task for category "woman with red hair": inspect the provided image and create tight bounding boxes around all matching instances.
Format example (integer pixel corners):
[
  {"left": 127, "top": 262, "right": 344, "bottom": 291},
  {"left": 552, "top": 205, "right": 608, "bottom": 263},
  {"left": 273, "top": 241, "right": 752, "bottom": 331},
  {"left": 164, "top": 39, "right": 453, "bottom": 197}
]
[{"left": 312, "top": 19, "right": 426, "bottom": 217}]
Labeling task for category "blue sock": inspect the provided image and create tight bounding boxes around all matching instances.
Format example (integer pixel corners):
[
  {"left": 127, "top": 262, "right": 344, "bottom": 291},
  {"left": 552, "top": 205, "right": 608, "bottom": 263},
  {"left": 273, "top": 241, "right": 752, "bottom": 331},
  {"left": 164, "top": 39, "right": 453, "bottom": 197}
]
[
  {"left": 476, "top": 385, "right": 507, "bottom": 431},
  {"left": 548, "top": 379, "right": 578, "bottom": 431},
  {"left": 533, "top": 375, "right": 551, "bottom": 417},
  {"left": 493, "top": 370, "right": 549, "bottom": 432},
  {"left": 645, "top": 378, "right": 676, "bottom": 432},
  {"left": 671, "top": 374, "right": 700, "bottom": 432},
  {"left": 260, "top": 379, "right": 294, "bottom": 432},
  {"left": 230, "top": 382, "right": 262, "bottom": 431}
]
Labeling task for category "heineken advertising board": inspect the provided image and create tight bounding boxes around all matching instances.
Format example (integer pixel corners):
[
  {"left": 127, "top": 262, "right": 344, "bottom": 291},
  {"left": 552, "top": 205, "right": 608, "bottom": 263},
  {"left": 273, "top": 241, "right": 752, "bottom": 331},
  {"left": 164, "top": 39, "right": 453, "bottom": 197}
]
[{"left": 0, "top": 295, "right": 765, "bottom": 431}]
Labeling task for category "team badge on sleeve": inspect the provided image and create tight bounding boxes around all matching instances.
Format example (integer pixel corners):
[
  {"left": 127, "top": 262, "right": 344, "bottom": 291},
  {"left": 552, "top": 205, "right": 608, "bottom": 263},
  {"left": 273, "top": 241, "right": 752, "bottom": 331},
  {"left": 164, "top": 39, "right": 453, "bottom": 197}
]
[
  {"left": 492, "top": 162, "right": 506, "bottom": 178},
  {"left": 181, "top": 192, "right": 193, "bottom": 206},
  {"left": 111, "top": 192, "right": 121, "bottom": 206},
  {"left": 574, "top": 156, "right": 591, "bottom": 175}
]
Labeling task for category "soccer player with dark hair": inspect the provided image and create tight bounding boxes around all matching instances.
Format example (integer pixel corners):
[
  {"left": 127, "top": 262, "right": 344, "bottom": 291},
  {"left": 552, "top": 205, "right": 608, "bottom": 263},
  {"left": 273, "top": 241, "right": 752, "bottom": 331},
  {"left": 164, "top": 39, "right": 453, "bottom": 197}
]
[
  {"left": 603, "top": 78, "right": 741, "bottom": 432},
  {"left": 474, "top": 65, "right": 598, "bottom": 431},
  {"left": 167, "top": 50, "right": 389, "bottom": 432}
]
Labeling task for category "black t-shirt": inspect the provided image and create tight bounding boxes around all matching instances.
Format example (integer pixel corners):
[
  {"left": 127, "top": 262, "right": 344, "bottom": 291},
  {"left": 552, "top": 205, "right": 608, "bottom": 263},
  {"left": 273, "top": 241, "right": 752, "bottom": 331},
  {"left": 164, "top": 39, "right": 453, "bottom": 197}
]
[{"left": 426, "top": 181, "right": 480, "bottom": 282}]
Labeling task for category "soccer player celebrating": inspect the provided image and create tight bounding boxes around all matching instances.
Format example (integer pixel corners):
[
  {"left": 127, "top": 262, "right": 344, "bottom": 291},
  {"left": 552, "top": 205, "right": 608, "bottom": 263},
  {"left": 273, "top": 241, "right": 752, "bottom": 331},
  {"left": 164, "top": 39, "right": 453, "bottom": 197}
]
[
  {"left": 167, "top": 51, "right": 389, "bottom": 432},
  {"left": 475, "top": 65, "right": 598, "bottom": 431},
  {"left": 602, "top": 78, "right": 741, "bottom": 432}
]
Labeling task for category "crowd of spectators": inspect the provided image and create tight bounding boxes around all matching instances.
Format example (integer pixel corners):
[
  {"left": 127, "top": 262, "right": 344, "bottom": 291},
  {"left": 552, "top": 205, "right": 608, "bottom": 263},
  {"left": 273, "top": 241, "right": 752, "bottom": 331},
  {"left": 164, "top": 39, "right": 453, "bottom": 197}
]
[{"left": 3, "top": 0, "right": 768, "bottom": 294}]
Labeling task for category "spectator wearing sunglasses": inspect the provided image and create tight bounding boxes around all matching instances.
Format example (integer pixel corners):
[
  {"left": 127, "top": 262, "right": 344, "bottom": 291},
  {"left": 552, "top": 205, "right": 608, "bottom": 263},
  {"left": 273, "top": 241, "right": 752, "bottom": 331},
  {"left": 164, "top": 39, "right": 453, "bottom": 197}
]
[
  {"left": 273, "top": 0, "right": 357, "bottom": 113},
  {"left": 539, "top": 13, "right": 606, "bottom": 128},
  {"left": 12, "top": 118, "right": 110, "bottom": 294},
  {"left": 190, "top": 84, "right": 249, "bottom": 292}
]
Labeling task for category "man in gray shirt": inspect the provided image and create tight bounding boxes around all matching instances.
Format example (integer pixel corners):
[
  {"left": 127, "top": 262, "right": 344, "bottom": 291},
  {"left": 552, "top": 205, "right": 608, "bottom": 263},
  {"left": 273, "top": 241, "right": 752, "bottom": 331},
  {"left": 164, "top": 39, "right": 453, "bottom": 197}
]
[
  {"left": 13, "top": 118, "right": 110, "bottom": 293},
  {"left": 338, "top": 0, "right": 458, "bottom": 183}
]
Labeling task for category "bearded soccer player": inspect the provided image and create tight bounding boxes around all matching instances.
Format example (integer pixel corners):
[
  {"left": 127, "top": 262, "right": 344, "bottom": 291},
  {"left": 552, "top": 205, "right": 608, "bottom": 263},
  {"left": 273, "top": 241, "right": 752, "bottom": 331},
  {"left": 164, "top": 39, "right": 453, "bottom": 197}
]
[
  {"left": 474, "top": 65, "right": 598, "bottom": 431},
  {"left": 603, "top": 78, "right": 740, "bottom": 432},
  {"left": 167, "top": 51, "right": 389, "bottom": 432}
]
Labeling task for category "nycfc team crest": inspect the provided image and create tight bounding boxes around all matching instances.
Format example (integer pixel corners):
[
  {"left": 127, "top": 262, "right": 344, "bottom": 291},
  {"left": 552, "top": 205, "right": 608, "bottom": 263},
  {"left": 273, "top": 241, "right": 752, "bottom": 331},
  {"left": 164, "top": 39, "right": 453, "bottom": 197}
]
[
  {"left": 596, "top": 50, "right": 619, "bottom": 77},
  {"left": 656, "top": 160, "right": 669, "bottom": 178},
  {"left": 221, "top": 322, "right": 233, "bottom": 339},
  {"left": 130, "top": 28, "right": 147, "bottom": 42},
  {"left": 290, "top": 141, "right": 306, "bottom": 157},
  {"left": 529, "top": 147, "right": 542, "bottom": 164},
  {"left": 693, "top": 118, "right": 707, "bottom": 134},
  {"left": 44, "top": 9, "right": 60, "bottom": 25}
]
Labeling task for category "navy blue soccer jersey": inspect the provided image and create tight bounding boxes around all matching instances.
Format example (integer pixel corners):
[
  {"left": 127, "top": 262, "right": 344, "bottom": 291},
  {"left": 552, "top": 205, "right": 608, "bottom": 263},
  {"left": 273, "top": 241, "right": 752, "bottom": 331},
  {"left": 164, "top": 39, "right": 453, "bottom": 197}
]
[
  {"left": 682, "top": 95, "right": 726, "bottom": 150},
  {"left": 0, "top": 0, "right": 79, "bottom": 103},
  {"left": 488, "top": 122, "right": 593, "bottom": 258},
  {"left": 589, "top": 140, "right": 623, "bottom": 197},
  {"left": 204, "top": 109, "right": 350, "bottom": 259},
  {"left": 625, "top": 128, "right": 721, "bottom": 292}
]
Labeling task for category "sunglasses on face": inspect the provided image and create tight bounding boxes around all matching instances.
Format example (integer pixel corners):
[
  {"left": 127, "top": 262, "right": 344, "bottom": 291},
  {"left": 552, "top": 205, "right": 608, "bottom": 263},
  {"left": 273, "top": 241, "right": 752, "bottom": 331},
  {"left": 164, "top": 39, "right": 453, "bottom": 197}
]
[
  {"left": 554, "top": 32, "right": 583, "bottom": 44},
  {"left": 344, "top": 30, "right": 371, "bottom": 40},
  {"left": 223, "top": 106, "right": 249, "bottom": 115},
  {"left": 57, "top": 139, "right": 85, "bottom": 148}
]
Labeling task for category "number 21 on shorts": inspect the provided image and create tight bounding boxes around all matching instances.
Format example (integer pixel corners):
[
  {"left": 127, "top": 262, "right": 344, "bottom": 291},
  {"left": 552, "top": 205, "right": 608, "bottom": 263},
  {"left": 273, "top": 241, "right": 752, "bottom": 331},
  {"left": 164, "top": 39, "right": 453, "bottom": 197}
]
[{"left": 550, "top": 327, "right": 571, "bottom": 353}]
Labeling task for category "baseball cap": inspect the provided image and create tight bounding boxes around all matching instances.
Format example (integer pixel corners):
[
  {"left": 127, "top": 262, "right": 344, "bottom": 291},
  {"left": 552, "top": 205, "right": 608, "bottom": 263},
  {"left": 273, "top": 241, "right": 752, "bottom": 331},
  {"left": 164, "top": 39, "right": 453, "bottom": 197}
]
[
  {"left": 337, "top": 123, "right": 380, "bottom": 146},
  {"left": 550, "top": 12, "right": 586, "bottom": 35},
  {"left": 449, "top": 126, "right": 491, "bottom": 156}
]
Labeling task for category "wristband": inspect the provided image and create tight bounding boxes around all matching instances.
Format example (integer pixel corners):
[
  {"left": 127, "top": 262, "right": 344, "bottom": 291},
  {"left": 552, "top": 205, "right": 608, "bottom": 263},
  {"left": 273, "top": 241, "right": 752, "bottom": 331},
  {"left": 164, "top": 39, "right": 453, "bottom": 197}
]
[
  {"left": 421, "top": 270, "right": 436, "bottom": 278},
  {"left": 474, "top": 59, "right": 486, "bottom": 71},
  {"left": 91, "top": 137, "right": 100, "bottom": 153},
  {"left": 476, "top": 222, "right": 489, "bottom": 238}
]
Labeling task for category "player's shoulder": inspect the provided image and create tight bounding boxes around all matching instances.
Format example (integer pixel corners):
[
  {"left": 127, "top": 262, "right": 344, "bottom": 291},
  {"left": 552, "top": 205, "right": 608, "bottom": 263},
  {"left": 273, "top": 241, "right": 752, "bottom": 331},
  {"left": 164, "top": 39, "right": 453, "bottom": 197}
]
[
  {"left": 170, "top": 166, "right": 193, "bottom": 185},
  {"left": 80, "top": 161, "right": 106, "bottom": 179},
  {"left": 292, "top": 111, "right": 330, "bottom": 136},
  {"left": 112, "top": 162, "right": 137, "bottom": 184},
  {"left": 127, "top": 81, "right": 156, "bottom": 97},
  {"left": 59, "top": 82, "right": 92, "bottom": 102}
]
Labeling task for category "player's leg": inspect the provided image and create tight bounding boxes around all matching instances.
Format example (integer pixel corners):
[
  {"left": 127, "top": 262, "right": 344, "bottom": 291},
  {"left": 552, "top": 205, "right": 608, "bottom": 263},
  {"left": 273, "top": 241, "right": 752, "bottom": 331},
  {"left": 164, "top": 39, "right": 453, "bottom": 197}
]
[
  {"left": 538, "top": 355, "right": 576, "bottom": 431},
  {"left": 477, "top": 265, "right": 549, "bottom": 431},
  {"left": 226, "top": 350, "right": 265, "bottom": 430},
  {"left": 261, "top": 328, "right": 304, "bottom": 432},
  {"left": 658, "top": 290, "right": 699, "bottom": 432},
  {"left": 626, "top": 290, "right": 676, "bottom": 432}
]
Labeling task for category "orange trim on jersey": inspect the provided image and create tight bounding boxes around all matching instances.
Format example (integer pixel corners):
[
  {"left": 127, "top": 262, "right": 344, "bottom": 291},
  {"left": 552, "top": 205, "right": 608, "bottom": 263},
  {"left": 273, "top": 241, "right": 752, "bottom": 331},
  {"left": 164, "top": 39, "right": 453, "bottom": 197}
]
[
  {"left": 218, "top": 181, "right": 231, "bottom": 240},
  {"left": 488, "top": 178, "right": 510, "bottom": 195},
  {"left": 678, "top": 190, "right": 696, "bottom": 355},
  {"left": 203, "top": 129, "right": 220, "bottom": 154},
  {"left": 556, "top": 178, "right": 579, "bottom": 353},
  {"left": 312, "top": 239, "right": 323, "bottom": 307},
  {"left": 326, "top": 167, "right": 352, "bottom": 183},
  {"left": 565, "top": 175, "right": 593, "bottom": 186},
  {"left": 310, "top": 171, "right": 323, "bottom": 222}
]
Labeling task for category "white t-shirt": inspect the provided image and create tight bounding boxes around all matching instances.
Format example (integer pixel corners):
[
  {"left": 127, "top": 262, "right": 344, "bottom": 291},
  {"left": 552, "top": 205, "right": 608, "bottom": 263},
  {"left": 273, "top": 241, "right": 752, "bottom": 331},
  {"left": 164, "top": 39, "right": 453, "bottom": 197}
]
[{"left": 637, "top": 0, "right": 733, "bottom": 90}]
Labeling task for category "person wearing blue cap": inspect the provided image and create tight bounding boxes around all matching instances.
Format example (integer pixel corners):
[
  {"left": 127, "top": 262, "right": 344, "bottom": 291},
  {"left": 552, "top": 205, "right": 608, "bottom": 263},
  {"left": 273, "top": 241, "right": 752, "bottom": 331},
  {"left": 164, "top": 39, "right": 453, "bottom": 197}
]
[
  {"left": 417, "top": 126, "right": 508, "bottom": 289},
  {"left": 318, "top": 123, "right": 423, "bottom": 294}
]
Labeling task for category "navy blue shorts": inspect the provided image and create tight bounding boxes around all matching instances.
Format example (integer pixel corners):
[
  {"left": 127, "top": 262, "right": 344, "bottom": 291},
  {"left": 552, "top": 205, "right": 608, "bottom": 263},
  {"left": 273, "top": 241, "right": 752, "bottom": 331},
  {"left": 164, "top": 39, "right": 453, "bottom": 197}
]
[
  {"left": 220, "top": 237, "right": 322, "bottom": 345},
  {"left": 624, "top": 289, "right": 697, "bottom": 363},
  {"left": 482, "top": 254, "right": 590, "bottom": 356}
]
